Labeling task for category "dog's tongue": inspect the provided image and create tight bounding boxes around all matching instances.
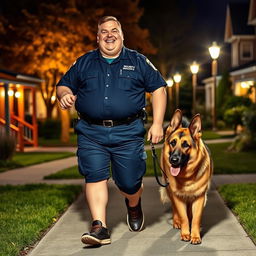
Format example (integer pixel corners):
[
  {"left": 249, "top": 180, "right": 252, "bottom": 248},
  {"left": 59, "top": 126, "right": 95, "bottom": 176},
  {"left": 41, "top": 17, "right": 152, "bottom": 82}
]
[{"left": 170, "top": 166, "right": 181, "bottom": 176}]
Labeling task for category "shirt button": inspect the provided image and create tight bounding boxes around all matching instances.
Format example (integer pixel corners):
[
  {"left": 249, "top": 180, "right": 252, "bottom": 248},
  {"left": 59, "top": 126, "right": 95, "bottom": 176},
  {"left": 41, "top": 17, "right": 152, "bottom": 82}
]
[
  {"left": 107, "top": 74, "right": 110, "bottom": 76},
  {"left": 105, "top": 97, "right": 108, "bottom": 100},
  {"left": 106, "top": 84, "right": 109, "bottom": 87}
]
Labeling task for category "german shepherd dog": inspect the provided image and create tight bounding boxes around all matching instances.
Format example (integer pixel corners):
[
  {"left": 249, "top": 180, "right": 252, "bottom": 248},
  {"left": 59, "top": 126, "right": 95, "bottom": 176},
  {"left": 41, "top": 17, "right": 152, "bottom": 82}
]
[{"left": 160, "top": 109, "right": 213, "bottom": 244}]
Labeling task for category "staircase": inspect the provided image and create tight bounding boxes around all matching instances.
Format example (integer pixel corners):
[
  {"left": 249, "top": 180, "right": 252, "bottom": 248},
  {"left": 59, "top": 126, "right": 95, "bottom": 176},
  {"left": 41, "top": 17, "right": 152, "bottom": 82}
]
[{"left": 0, "top": 115, "right": 38, "bottom": 152}]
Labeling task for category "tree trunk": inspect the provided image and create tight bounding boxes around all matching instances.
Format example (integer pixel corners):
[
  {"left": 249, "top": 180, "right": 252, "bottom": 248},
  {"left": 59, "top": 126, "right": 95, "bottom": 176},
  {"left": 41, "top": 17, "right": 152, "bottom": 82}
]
[{"left": 60, "top": 107, "right": 70, "bottom": 143}]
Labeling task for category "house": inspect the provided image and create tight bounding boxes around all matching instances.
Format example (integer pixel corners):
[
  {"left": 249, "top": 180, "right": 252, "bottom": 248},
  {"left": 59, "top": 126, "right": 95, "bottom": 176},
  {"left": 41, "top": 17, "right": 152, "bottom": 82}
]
[
  {"left": 224, "top": 0, "right": 256, "bottom": 103},
  {"left": 0, "top": 70, "right": 43, "bottom": 151}
]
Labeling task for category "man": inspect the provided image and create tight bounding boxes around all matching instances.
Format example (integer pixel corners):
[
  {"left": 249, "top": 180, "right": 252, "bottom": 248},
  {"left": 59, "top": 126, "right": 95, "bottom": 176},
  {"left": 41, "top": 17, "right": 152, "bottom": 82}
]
[{"left": 56, "top": 16, "right": 166, "bottom": 246}]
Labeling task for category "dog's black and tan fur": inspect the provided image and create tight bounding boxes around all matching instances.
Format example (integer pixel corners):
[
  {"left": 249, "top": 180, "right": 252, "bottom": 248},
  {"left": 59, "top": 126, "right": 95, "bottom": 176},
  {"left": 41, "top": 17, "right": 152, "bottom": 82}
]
[{"left": 160, "top": 109, "right": 213, "bottom": 244}]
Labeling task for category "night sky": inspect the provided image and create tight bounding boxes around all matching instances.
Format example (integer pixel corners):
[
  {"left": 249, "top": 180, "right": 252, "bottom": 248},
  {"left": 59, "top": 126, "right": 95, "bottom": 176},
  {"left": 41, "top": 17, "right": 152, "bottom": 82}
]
[{"left": 141, "top": 0, "right": 249, "bottom": 64}]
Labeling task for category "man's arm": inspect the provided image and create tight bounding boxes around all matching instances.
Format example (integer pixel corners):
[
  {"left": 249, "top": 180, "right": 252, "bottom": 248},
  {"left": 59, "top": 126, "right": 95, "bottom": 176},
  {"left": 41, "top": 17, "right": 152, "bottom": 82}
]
[
  {"left": 57, "top": 86, "right": 77, "bottom": 109},
  {"left": 147, "top": 86, "right": 167, "bottom": 144}
]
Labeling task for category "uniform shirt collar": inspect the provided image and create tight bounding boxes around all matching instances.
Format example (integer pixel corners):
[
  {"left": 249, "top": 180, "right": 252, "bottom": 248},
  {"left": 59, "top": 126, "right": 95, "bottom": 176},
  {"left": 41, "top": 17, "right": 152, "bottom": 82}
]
[{"left": 95, "top": 47, "right": 129, "bottom": 62}]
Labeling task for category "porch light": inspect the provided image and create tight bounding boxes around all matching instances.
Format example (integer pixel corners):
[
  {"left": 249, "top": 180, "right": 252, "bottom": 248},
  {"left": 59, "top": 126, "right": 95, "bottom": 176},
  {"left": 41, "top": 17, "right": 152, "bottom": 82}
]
[
  {"left": 15, "top": 91, "right": 21, "bottom": 98},
  {"left": 8, "top": 90, "right": 14, "bottom": 96}
]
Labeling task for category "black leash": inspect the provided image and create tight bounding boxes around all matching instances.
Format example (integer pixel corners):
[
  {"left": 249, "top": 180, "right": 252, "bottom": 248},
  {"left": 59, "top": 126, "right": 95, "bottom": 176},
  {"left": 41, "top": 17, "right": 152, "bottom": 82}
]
[{"left": 150, "top": 142, "right": 169, "bottom": 187}]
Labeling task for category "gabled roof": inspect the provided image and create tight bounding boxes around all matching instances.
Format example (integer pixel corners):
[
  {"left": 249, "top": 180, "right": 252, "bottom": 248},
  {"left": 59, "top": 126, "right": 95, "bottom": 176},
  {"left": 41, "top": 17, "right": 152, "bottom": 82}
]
[
  {"left": 248, "top": 0, "right": 256, "bottom": 25},
  {"left": 225, "top": 2, "right": 255, "bottom": 42}
]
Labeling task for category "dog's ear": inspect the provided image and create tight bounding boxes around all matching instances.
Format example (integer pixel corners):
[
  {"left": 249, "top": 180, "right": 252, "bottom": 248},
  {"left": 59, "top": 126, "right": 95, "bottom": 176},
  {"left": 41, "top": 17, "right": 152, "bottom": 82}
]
[
  {"left": 166, "top": 109, "right": 182, "bottom": 135},
  {"left": 189, "top": 114, "right": 202, "bottom": 140}
]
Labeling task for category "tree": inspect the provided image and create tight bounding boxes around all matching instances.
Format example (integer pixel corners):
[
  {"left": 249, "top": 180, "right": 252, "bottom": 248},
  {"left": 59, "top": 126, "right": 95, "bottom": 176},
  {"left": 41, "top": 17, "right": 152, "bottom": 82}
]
[
  {"left": 0, "top": 0, "right": 155, "bottom": 142},
  {"left": 216, "top": 71, "right": 232, "bottom": 119}
]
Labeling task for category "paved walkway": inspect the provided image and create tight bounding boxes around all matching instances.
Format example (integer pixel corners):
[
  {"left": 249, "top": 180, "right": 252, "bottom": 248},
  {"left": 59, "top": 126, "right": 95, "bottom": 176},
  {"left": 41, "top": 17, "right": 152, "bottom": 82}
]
[{"left": 0, "top": 141, "right": 255, "bottom": 255}]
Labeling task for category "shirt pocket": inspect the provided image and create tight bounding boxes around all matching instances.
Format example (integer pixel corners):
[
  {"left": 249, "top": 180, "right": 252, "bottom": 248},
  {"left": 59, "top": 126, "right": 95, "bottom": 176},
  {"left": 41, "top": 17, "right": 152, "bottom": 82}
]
[
  {"left": 118, "top": 70, "right": 139, "bottom": 90},
  {"left": 80, "top": 71, "right": 98, "bottom": 91}
]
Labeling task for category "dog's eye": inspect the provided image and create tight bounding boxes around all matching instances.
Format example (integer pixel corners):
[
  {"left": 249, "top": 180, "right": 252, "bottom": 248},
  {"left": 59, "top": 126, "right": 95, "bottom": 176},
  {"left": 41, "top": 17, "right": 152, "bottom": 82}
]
[
  {"left": 169, "top": 140, "right": 176, "bottom": 147},
  {"left": 182, "top": 141, "right": 190, "bottom": 148}
]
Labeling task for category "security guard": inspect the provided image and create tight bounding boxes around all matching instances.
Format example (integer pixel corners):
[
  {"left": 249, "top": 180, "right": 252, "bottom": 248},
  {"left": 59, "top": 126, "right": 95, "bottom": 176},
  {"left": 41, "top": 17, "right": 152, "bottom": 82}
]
[{"left": 57, "top": 16, "right": 167, "bottom": 246}]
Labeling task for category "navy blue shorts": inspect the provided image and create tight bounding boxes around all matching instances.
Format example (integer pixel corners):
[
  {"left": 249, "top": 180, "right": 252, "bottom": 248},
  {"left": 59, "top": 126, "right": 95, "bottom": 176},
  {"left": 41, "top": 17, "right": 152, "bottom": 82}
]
[{"left": 75, "top": 118, "right": 147, "bottom": 195}]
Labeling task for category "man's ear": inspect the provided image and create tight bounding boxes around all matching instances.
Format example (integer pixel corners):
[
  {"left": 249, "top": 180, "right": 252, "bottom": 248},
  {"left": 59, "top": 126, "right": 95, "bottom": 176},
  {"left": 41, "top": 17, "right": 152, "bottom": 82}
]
[
  {"left": 97, "top": 35, "right": 99, "bottom": 43},
  {"left": 189, "top": 114, "right": 202, "bottom": 140},
  {"left": 166, "top": 109, "right": 182, "bottom": 135}
]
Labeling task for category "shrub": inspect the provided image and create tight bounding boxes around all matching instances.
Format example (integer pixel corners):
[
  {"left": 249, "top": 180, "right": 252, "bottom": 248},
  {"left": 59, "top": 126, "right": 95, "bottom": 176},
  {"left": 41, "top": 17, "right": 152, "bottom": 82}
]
[
  {"left": 224, "top": 106, "right": 248, "bottom": 134},
  {"left": 38, "top": 119, "right": 61, "bottom": 139},
  {"left": 0, "top": 132, "right": 16, "bottom": 161},
  {"left": 223, "top": 95, "right": 252, "bottom": 111}
]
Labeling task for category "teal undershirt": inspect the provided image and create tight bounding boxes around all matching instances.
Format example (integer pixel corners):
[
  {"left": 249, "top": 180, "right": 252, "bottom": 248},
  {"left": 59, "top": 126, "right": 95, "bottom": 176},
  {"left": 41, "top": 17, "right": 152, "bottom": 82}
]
[{"left": 104, "top": 57, "right": 116, "bottom": 64}]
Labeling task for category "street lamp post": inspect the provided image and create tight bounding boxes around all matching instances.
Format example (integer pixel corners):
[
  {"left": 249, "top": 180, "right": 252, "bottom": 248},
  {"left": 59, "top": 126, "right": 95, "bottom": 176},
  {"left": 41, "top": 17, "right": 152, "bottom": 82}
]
[
  {"left": 167, "top": 78, "right": 174, "bottom": 114},
  {"left": 209, "top": 42, "right": 220, "bottom": 130},
  {"left": 190, "top": 61, "right": 199, "bottom": 115},
  {"left": 173, "top": 73, "right": 182, "bottom": 108}
]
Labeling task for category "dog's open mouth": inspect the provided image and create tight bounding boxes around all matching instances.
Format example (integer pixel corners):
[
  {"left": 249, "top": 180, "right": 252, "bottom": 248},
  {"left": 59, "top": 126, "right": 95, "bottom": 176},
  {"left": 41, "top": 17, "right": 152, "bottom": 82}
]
[{"left": 170, "top": 166, "right": 181, "bottom": 176}]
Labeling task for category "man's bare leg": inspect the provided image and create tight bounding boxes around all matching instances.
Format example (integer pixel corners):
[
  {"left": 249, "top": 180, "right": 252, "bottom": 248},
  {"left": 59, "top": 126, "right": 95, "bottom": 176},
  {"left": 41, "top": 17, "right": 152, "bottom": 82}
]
[{"left": 85, "top": 180, "right": 108, "bottom": 227}]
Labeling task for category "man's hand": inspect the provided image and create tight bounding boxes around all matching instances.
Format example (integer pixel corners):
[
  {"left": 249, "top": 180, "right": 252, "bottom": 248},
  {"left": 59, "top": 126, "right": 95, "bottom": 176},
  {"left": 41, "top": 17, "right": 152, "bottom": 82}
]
[
  {"left": 147, "top": 123, "right": 164, "bottom": 144},
  {"left": 59, "top": 93, "right": 77, "bottom": 109}
]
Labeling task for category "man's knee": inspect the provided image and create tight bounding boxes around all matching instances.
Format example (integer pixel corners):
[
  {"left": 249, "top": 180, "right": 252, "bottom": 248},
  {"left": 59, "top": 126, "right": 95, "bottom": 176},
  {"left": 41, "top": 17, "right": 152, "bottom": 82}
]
[{"left": 117, "top": 181, "right": 142, "bottom": 195}]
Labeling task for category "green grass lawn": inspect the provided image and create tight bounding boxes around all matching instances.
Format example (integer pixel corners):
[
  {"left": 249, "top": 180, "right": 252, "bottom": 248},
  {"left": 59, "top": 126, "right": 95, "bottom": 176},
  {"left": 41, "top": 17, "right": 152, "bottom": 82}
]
[
  {"left": 44, "top": 142, "right": 256, "bottom": 179},
  {"left": 218, "top": 184, "right": 256, "bottom": 244},
  {"left": 0, "top": 184, "right": 82, "bottom": 256},
  {"left": 38, "top": 133, "right": 77, "bottom": 147},
  {"left": 0, "top": 152, "right": 75, "bottom": 173},
  {"left": 44, "top": 166, "right": 83, "bottom": 179}
]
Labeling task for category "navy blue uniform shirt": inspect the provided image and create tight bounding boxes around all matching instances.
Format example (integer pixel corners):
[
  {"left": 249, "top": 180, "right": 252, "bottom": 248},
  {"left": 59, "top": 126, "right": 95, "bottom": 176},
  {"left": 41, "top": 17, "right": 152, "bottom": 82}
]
[{"left": 57, "top": 47, "right": 166, "bottom": 120}]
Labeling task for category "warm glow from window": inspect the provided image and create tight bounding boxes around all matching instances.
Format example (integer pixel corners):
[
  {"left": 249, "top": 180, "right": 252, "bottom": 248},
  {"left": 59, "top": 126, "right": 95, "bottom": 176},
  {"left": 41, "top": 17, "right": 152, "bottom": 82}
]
[
  {"left": 1, "top": 91, "right": 4, "bottom": 97},
  {"left": 241, "top": 81, "right": 254, "bottom": 88}
]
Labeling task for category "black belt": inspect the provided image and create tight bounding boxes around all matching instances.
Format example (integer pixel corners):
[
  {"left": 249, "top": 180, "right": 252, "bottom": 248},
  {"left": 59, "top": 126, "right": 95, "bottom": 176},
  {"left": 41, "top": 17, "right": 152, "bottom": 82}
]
[{"left": 79, "top": 111, "right": 145, "bottom": 127}]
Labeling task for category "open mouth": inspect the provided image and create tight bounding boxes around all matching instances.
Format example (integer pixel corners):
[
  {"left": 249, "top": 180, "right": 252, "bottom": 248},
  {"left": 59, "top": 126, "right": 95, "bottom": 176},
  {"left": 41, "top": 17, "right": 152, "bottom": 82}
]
[
  {"left": 105, "top": 39, "right": 115, "bottom": 43},
  {"left": 170, "top": 166, "right": 181, "bottom": 176}
]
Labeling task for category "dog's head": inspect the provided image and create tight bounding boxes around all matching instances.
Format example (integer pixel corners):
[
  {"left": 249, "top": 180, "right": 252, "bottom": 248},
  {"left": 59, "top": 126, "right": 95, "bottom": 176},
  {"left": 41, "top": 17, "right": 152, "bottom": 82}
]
[{"left": 164, "top": 109, "right": 202, "bottom": 177}]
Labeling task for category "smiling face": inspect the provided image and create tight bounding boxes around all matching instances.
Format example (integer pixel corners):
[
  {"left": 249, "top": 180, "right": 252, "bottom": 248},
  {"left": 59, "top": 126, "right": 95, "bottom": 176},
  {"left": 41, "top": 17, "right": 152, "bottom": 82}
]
[{"left": 97, "top": 20, "right": 124, "bottom": 58}]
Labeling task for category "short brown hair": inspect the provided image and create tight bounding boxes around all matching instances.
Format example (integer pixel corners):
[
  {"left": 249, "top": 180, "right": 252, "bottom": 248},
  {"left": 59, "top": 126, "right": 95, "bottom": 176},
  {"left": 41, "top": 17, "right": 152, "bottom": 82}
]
[{"left": 98, "top": 16, "right": 122, "bottom": 28}]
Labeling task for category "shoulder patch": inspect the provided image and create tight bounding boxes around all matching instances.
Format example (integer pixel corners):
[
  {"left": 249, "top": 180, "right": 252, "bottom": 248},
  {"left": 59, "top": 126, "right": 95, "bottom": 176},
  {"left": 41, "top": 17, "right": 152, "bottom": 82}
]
[{"left": 146, "top": 58, "right": 157, "bottom": 71}]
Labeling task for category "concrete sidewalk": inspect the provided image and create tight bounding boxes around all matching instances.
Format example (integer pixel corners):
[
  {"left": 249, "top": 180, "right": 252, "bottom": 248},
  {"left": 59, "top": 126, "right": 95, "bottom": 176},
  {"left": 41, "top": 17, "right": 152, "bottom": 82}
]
[
  {"left": 26, "top": 177, "right": 256, "bottom": 256},
  {"left": 0, "top": 142, "right": 255, "bottom": 255}
]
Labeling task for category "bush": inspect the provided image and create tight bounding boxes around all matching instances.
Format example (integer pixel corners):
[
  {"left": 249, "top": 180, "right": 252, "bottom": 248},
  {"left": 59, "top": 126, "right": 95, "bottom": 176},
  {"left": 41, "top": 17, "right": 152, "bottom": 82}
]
[
  {"left": 242, "top": 105, "right": 256, "bottom": 135},
  {"left": 38, "top": 119, "right": 61, "bottom": 139},
  {"left": 228, "top": 104, "right": 256, "bottom": 152},
  {"left": 224, "top": 106, "right": 248, "bottom": 134},
  {"left": 0, "top": 132, "right": 16, "bottom": 161},
  {"left": 223, "top": 95, "right": 252, "bottom": 111}
]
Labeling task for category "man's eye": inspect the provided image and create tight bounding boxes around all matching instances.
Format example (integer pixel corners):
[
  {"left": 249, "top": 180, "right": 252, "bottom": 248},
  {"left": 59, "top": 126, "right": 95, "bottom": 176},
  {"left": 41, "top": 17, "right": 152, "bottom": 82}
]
[
  {"left": 182, "top": 141, "right": 190, "bottom": 148},
  {"left": 170, "top": 140, "right": 176, "bottom": 147}
]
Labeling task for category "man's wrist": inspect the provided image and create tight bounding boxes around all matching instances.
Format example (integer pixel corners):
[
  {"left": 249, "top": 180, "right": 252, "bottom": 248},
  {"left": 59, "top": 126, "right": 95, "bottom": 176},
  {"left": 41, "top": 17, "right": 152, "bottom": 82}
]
[{"left": 60, "top": 92, "right": 71, "bottom": 99}]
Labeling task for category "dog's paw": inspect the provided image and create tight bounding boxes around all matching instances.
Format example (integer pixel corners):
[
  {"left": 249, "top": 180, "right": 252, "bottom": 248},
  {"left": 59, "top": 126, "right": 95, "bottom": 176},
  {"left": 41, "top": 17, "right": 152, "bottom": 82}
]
[
  {"left": 190, "top": 236, "right": 202, "bottom": 245},
  {"left": 173, "top": 222, "right": 181, "bottom": 229},
  {"left": 180, "top": 233, "right": 191, "bottom": 242}
]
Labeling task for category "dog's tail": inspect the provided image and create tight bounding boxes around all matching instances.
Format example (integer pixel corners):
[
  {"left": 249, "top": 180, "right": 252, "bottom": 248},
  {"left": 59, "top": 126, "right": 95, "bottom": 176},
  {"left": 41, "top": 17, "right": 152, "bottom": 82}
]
[{"left": 159, "top": 180, "right": 170, "bottom": 204}]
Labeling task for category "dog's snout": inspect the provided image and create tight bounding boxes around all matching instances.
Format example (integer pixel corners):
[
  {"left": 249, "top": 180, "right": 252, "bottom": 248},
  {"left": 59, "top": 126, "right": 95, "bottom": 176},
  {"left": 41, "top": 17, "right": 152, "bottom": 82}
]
[{"left": 170, "top": 154, "right": 181, "bottom": 165}]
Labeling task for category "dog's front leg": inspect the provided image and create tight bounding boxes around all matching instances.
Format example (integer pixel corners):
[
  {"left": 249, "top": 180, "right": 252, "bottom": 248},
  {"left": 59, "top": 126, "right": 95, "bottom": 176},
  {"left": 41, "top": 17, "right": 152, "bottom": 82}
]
[
  {"left": 172, "top": 195, "right": 190, "bottom": 241},
  {"left": 190, "top": 194, "right": 206, "bottom": 244}
]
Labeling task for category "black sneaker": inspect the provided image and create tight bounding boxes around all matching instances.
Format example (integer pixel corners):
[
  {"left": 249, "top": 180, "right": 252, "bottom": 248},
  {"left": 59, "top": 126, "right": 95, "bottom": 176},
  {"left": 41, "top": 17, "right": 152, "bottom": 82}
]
[
  {"left": 125, "top": 198, "right": 144, "bottom": 232},
  {"left": 81, "top": 220, "right": 111, "bottom": 245}
]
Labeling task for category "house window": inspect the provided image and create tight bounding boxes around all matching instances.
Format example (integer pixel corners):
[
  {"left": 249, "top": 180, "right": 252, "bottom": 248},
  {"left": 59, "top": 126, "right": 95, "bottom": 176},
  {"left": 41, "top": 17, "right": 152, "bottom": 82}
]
[{"left": 240, "top": 42, "right": 253, "bottom": 60}]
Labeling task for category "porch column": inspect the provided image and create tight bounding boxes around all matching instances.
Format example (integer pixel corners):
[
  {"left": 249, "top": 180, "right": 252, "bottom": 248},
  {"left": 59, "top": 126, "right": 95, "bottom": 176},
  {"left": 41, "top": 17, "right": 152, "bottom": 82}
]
[
  {"left": 4, "top": 83, "right": 10, "bottom": 135},
  {"left": 32, "top": 88, "right": 38, "bottom": 146}
]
